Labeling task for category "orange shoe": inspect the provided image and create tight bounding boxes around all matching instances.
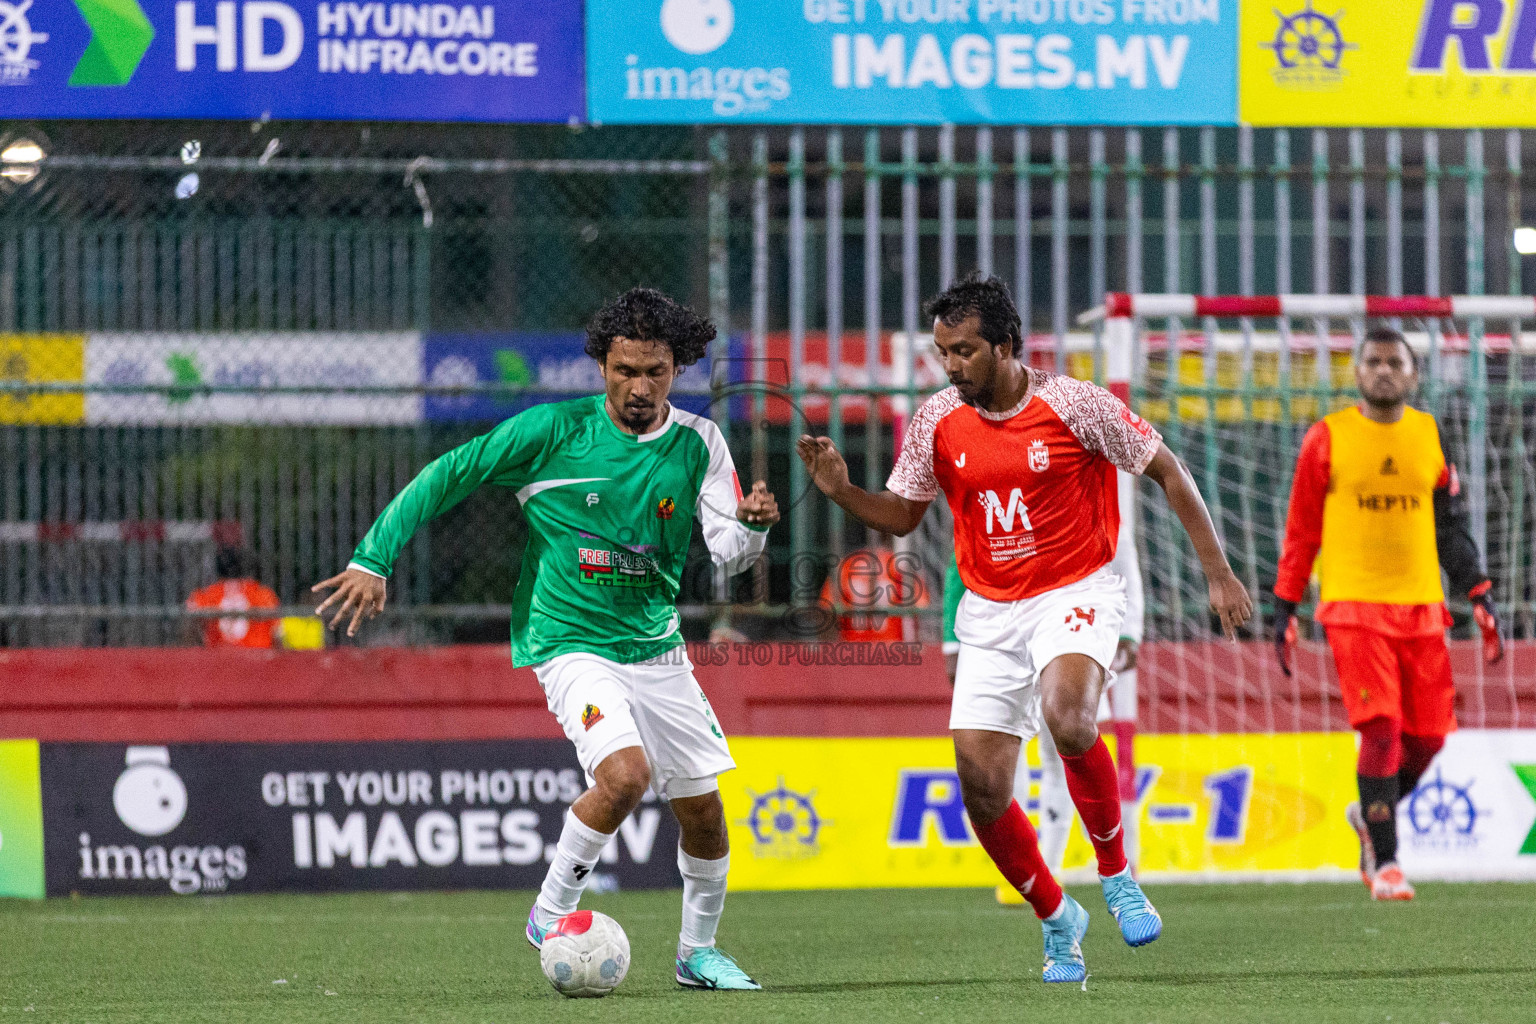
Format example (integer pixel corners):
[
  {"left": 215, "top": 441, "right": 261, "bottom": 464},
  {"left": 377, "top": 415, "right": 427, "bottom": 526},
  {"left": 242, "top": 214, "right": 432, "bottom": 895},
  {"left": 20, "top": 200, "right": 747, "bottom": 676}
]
[{"left": 1370, "top": 863, "right": 1415, "bottom": 901}]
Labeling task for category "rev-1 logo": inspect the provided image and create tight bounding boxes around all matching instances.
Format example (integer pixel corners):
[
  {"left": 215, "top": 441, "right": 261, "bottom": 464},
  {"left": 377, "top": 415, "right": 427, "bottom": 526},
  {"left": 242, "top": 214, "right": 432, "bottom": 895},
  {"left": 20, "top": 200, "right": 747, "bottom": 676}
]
[
  {"left": 889, "top": 770, "right": 972, "bottom": 847},
  {"left": 1411, "top": 0, "right": 1536, "bottom": 72}
]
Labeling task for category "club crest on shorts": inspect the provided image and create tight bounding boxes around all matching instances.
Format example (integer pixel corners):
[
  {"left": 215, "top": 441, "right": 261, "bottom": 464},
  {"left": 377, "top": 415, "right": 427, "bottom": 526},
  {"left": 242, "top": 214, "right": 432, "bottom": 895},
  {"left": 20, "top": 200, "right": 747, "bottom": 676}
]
[
  {"left": 581, "top": 704, "right": 604, "bottom": 730},
  {"left": 656, "top": 497, "right": 675, "bottom": 520},
  {"left": 1028, "top": 439, "right": 1050, "bottom": 472}
]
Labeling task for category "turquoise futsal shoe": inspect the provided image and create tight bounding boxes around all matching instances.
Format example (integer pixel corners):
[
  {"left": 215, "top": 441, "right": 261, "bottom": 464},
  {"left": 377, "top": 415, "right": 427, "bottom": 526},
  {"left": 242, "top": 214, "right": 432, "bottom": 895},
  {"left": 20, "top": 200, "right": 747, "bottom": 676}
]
[
  {"left": 675, "top": 946, "right": 762, "bottom": 990},
  {"left": 1040, "top": 893, "right": 1090, "bottom": 983},
  {"left": 1101, "top": 868, "right": 1163, "bottom": 947},
  {"left": 525, "top": 905, "right": 549, "bottom": 950}
]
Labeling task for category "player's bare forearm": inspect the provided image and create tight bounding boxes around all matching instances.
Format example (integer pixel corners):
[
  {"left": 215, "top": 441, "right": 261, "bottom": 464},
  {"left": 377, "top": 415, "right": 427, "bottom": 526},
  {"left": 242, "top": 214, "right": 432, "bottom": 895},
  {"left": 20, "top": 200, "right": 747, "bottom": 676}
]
[
  {"left": 1143, "top": 446, "right": 1226, "bottom": 575},
  {"left": 796, "top": 434, "right": 929, "bottom": 536},
  {"left": 829, "top": 485, "right": 927, "bottom": 536},
  {"left": 1143, "top": 444, "right": 1253, "bottom": 636}
]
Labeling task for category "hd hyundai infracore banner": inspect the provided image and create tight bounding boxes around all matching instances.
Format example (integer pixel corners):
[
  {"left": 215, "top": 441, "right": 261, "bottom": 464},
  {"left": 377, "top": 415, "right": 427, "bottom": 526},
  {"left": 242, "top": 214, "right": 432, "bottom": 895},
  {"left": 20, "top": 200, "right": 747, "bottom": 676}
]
[{"left": 1, "top": 0, "right": 585, "bottom": 120}]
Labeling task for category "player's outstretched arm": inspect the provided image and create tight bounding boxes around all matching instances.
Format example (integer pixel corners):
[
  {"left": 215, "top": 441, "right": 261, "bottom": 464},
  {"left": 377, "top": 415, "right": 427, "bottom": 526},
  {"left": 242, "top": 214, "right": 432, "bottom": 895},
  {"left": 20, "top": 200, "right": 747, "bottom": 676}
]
[
  {"left": 310, "top": 412, "right": 545, "bottom": 636},
  {"left": 312, "top": 567, "right": 387, "bottom": 637},
  {"left": 1141, "top": 443, "right": 1253, "bottom": 639},
  {"left": 796, "top": 435, "right": 930, "bottom": 537}
]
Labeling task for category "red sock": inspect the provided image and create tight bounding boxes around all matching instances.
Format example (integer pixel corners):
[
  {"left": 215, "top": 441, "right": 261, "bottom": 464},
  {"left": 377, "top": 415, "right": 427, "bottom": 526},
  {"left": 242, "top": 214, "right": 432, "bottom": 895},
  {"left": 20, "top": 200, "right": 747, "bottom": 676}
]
[
  {"left": 971, "top": 800, "right": 1064, "bottom": 920},
  {"left": 1398, "top": 732, "right": 1444, "bottom": 794},
  {"left": 1059, "top": 735, "right": 1129, "bottom": 877}
]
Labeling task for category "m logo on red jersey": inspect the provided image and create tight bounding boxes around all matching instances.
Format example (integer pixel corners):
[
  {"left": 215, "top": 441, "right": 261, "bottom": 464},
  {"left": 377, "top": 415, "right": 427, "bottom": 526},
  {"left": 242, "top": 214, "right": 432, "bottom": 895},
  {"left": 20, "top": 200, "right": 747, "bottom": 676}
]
[
  {"left": 1027, "top": 440, "right": 1050, "bottom": 472},
  {"left": 980, "top": 488, "right": 1033, "bottom": 535}
]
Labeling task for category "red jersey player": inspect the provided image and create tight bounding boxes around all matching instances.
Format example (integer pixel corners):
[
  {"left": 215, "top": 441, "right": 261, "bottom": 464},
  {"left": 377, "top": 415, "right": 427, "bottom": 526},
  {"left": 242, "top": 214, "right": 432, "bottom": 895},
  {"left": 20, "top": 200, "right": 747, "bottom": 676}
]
[{"left": 798, "top": 273, "right": 1251, "bottom": 983}]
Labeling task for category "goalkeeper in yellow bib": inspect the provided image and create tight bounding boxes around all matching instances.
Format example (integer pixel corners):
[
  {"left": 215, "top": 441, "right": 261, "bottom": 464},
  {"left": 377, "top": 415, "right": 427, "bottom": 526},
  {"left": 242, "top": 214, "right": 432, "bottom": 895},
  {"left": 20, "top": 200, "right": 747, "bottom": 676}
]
[
  {"left": 312, "top": 289, "right": 776, "bottom": 990},
  {"left": 1274, "top": 327, "right": 1503, "bottom": 901}
]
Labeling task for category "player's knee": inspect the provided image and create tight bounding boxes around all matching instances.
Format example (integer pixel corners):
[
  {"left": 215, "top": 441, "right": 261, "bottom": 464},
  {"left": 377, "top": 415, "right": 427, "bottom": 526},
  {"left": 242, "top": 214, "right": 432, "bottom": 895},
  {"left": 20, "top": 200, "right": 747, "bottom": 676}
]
[
  {"left": 956, "top": 761, "right": 1012, "bottom": 825},
  {"left": 1355, "top": 716, "right": 1402, "bottom": 776},
  {"left": 1043, "top": 698, "right": 1097, "bottom": 757},
  {"left": 595, "top": 761, "right": 651, "bottom": 814}
]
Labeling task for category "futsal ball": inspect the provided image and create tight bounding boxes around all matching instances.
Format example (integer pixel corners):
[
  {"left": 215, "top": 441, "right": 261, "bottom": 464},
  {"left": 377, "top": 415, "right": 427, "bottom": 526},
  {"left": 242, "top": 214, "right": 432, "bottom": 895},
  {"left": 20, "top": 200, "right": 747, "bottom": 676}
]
[{"left": 540, "top": 911, "right": 630, "bottom": 998}]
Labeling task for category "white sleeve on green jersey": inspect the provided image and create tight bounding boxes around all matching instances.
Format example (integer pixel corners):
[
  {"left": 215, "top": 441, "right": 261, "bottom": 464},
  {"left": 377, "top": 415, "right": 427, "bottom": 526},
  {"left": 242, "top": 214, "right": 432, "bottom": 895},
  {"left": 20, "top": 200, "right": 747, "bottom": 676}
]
[{"left": 676, "top": 408, "right": 767, "bottom": 577}]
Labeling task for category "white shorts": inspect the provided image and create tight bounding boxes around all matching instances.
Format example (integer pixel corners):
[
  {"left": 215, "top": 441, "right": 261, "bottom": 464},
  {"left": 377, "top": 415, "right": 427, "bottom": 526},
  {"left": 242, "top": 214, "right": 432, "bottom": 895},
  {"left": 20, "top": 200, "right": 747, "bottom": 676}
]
[
  {"left": 533, "top": 647, "right": 735, "bottom": 802},
  {"left": 950, "top": 569, "right": 1127, "bottom": 740}
]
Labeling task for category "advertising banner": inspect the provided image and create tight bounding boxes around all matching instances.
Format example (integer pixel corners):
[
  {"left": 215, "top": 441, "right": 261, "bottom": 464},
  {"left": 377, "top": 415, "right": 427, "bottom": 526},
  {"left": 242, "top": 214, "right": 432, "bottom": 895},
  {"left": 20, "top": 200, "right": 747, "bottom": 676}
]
[
  {"left": 1240, "top": 0, "right": 1536, "bottom": 126},
  {"left": 723, "top": 733, "right": 1338, "bottom": 887},
  {"left": 423, "top": 332, "right": 716, "bottom": 423},
  {"left": 0, "top": 740, "right": 46, "bottom": 899},
  {"left": 0, "top": 335, "right": 85, "bottom": 426},
  {"left": 84, "top": 333, "right": 424, "bottom": 425},
  {"left": 587, "top": 0, "right": 1238, "bottom": 125},
  {"left": 0, "top": 0, "right": 583, "bottom": 122},
  {"left": 1396, "top": 730, "right": 1536, "bottom": 881},
  {"left": 40, "top": 741, "right": 679, "bottom": 896}
]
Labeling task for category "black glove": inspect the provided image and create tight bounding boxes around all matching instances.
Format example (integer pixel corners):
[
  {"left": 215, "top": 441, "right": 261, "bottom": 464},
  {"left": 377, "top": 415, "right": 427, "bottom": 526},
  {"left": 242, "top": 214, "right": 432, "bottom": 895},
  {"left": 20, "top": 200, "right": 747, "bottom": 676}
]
[{"left": 1273, "top": 597, "right": 1298, "bottom": 678}]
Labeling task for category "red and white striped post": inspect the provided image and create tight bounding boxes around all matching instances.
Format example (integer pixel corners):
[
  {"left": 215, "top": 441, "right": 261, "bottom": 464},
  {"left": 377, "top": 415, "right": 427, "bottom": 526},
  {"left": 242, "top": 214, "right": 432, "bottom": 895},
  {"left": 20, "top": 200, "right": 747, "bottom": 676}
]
[{"left": 1082, "top": 292, "right": 1536, "bottom": 323}]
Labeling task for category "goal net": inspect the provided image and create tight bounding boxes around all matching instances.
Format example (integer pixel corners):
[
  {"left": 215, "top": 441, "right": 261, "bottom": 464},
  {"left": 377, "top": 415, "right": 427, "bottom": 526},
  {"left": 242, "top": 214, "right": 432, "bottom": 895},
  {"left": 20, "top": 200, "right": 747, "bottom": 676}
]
[{"left": 1080, "top": 293, "right": 1533, "bottom": 738}]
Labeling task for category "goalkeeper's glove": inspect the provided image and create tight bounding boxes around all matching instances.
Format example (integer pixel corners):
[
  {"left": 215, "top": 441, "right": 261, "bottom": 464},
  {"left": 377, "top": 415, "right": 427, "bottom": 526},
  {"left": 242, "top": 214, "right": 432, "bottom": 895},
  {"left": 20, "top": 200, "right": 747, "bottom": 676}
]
[
  {"left": 1469, "top": 581, "right": 1504, "bottom": 666},
  {"left": 1273, "top": 597, "right": 1298, "bottom": 678}
]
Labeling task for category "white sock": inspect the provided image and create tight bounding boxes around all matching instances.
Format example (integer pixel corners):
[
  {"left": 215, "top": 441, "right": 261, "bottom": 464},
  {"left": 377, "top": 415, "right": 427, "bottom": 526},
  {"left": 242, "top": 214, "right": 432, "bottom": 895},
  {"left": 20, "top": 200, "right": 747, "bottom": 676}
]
[
  {"left": 1035, "top": 728, "right": 1074, "bottom": 872},
  {"left": 677, "top": 847, "right": 730, "bottom": 956},
  {"left": 534, "top": 811, "right": 610, "bottom": 927}
]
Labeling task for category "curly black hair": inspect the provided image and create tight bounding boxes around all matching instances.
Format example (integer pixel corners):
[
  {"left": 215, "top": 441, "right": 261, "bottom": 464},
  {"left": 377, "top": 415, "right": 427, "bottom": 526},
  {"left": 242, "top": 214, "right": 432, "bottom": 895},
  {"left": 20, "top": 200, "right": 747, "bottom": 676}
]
[
  {"left": 585, "top": 287, "right": 716, "bottom": 370},
  {"left": 924, "top": 272, "right": 1024, "bottom": 357}
]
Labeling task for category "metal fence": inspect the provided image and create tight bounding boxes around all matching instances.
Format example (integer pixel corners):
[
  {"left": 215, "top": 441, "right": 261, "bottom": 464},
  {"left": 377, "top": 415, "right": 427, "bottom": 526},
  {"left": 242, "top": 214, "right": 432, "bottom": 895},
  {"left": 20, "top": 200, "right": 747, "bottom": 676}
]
[{"left": 2, "top": 122, "right": 1533, "bottom": 645}]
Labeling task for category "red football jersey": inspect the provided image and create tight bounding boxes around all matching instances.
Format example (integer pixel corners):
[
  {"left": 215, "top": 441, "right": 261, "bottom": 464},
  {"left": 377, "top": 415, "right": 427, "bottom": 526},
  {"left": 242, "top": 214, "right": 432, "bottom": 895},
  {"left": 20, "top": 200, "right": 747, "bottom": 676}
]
[{"left": 887, "top": 371, "right": 1162, "bottom": 602}]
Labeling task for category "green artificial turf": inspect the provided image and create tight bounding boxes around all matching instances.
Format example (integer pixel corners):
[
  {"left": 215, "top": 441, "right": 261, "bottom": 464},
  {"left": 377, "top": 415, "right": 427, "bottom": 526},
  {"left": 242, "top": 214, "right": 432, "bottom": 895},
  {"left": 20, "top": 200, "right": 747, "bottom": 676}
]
[{"left": 1, "top": 884, "right": 1532, "bottom": 1023}]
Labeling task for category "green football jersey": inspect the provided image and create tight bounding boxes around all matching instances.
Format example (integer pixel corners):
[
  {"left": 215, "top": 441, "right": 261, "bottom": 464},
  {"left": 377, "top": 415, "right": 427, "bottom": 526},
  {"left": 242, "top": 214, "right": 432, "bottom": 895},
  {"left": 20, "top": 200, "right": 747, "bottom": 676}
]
[{"left": 350, "top": 396, "right": 767, "bottom": 666}]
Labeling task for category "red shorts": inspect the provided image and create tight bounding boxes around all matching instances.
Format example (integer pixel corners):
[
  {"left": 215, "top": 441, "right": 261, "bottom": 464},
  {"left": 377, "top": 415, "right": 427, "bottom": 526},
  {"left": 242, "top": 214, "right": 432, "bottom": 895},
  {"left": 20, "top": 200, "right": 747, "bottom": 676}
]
[{"left": 1325, "top": 627, "right": 1456, "bottom": 736}]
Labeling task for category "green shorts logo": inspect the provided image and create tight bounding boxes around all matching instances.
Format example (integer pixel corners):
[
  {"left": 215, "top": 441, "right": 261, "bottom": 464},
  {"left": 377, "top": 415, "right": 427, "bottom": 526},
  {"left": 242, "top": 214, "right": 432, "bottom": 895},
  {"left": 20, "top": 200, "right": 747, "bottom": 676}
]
[
  {"left": 0, "top": 740, "right": 44, "bottom": 899},
  {"left": 69, "top": 0, "right": 154, "bottom": 86}
]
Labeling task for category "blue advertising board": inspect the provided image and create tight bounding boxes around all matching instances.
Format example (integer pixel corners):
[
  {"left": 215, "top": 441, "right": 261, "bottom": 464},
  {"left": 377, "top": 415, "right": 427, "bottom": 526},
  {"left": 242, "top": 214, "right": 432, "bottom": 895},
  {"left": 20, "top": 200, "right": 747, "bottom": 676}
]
[
  {"left": 586, "top": 0, "right": 1236, "bottom": 125},
  {"left": 423, "top": 332, "right": 719, "bottom": 423},
  {"left": 1, "top": 0, "right": 584, "bottom": 121}
]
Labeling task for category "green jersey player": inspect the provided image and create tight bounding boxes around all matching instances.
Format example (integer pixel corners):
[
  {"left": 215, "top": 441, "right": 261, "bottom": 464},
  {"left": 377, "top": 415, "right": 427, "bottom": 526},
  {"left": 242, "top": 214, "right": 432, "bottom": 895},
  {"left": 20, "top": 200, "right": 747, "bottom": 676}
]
[{"left": 313, "top": 288, "right": 776, "bottom": 991}]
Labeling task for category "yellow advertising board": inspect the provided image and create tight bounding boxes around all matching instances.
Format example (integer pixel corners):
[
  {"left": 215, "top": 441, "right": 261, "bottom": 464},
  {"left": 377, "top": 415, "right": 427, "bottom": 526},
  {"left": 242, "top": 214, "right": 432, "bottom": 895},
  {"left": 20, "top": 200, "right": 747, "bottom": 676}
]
[
  {"left": 724, "top": 733, "right": 1358, "bottom": 890},
  {"left": 0, "top": 335, "right": 85, "bottom": 425},
  {"left": 1242, "top": 0, "right": 1536, "bottom": 126}
]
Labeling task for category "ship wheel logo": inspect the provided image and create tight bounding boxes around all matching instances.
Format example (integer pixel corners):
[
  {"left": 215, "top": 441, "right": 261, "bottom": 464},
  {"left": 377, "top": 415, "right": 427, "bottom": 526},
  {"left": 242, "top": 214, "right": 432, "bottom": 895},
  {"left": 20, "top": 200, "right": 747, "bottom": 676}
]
[
  {"left": 738, "top": 777, "right": 829, "bottom": 857},
  {"left": 1262, "top": 2, "right": 1356, "bottom": 86},
  {"left": 1404, "top": 768, "right": 1481, "bottom": 838}
]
